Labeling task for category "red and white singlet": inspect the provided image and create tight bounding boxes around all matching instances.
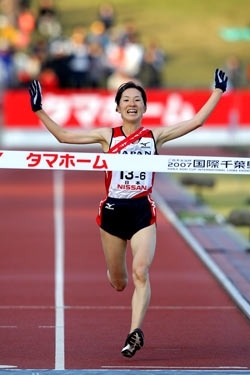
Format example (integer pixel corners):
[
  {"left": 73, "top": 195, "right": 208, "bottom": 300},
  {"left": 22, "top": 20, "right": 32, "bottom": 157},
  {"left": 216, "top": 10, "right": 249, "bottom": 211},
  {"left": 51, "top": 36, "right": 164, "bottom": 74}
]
[{"left": 105, "top": 126, "right": 157, "bottom": 199}]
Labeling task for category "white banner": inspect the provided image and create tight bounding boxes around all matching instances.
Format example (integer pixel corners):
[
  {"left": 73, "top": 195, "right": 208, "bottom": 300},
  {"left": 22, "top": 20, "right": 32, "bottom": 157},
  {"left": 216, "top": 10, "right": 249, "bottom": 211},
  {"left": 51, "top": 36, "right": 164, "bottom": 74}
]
[{"left": 1, "top": 150, "right": 250, "bottom": 174}]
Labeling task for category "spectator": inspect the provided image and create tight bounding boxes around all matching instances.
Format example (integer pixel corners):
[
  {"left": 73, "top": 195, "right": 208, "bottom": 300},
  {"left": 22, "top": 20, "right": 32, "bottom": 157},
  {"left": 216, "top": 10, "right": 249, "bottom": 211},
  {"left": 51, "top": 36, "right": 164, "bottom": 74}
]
[
  {"left": 122, "top": 33, "right": 144, "bottom": 78},
  {"left": 88, "top": 41, "right": 112, "bottom": 88},
  {"left": 0, "top": 14, "right": 17, "bottom": 47},
  {"left": 106, "top": 67, "right": 141, "bottom": 90},
  {"left": 118, "top": 21, "right": 144, "bottom": 78},
  {"left": 17, "top": 7, "right": 35, "bottom": 34},
  {"left": 119, "top": 19, "right": 138, "bottom": 47},
  {"left": 31, "top": 36, "right": 48, "bottom": 67},
  {"left": 38, "top": 67, "right": 59, "bottom": 89},
  {"left": 36, "top": 0, "right": 62, "bottom": 39},
  {"left": 37, "top": 0, "right": 57, "bottom": 18},
  {"left": 67, "top": 27, "right": 90, "bottom": 88},
  {"left": 223, "top": 55, "right": 245, "bottom": 89},
  {"left": 97, "top": 2, "right": 115, "bottom": 31},
  {"left": 16, "top": 6, "right": 35, "bottom": 48},
  {"left": 13, "top": 50, "right": 41, "bottom": 87},
  {"left": 0, "top": 2, "right": 168, "bottom": 89},
  {"left": 247, "top": 63, "right": 250, "bottom": 86},
  {"left": 105, "top": 28, "right": 125, "bottom": 72},
  {"left": 87, "top": 20, "right": 110, "bottom": 49},
  {"left": 137, "top": 40, "right": 166, "bottom": 88},
  {"left": 0, "top": 42, "right": 15, "bottom": 94},
  {"left": 47, "top": 37, "right": 72, "bottom": 88}
]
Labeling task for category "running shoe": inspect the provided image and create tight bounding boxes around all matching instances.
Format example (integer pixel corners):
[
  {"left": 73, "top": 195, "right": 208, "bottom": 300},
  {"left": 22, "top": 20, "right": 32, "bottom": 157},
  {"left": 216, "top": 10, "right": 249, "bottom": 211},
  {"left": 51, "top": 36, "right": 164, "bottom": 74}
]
[{"left": 121, "top": 328, "right": 144, "bottom": 358}]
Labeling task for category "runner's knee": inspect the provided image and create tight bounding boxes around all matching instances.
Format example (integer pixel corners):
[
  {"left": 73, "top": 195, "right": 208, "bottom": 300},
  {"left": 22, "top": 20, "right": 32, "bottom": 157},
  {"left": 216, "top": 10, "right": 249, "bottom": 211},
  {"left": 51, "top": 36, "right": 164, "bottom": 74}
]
[
  {"left": 107, "top": 270, "right": 128, "bottom": 291},
  {"left": 132, "top": 265, "right": 149, "bottom": 286},
  {"left": 112, "top": 277, "right": 128, "bottom": 291}
]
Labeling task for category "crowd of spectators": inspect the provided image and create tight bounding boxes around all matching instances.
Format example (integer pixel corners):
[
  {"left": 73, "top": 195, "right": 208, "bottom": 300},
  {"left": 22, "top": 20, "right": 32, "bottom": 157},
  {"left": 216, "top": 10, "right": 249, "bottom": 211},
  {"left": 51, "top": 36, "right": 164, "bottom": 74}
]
[{"left": 0, "top": 0, "right": 167, "bottom": 92}]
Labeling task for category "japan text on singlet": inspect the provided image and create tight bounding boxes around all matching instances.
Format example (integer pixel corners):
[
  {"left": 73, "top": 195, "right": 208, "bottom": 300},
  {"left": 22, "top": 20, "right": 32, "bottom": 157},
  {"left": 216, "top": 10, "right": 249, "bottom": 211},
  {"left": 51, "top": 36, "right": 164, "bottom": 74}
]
[{"left": 105, "top": 126, "right": 157, "bottom": 199}]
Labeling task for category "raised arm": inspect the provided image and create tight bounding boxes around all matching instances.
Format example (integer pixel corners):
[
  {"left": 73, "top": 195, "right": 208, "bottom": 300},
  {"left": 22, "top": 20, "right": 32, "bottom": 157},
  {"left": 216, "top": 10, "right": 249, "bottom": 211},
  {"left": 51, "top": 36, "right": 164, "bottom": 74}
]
[
  {"left": 29, "top": 80, "right": 111, "bottom": 150},
  {"left": 153, "top": 69, "right": 228, "bottom": 150}
]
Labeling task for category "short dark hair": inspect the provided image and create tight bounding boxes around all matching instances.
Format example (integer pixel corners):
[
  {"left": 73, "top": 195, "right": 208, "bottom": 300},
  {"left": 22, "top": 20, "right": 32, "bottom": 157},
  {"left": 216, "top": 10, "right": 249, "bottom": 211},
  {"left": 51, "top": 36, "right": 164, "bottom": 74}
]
[{"left": 115, "top": 81, "right": 147, "bottom": 106}]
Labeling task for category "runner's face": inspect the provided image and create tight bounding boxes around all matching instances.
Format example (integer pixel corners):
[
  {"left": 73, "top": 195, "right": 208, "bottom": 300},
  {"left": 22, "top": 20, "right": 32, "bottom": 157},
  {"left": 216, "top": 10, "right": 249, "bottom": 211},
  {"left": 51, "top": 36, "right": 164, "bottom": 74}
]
[{"left": 117, "top": 88, "right": 146, "bottom": 123}]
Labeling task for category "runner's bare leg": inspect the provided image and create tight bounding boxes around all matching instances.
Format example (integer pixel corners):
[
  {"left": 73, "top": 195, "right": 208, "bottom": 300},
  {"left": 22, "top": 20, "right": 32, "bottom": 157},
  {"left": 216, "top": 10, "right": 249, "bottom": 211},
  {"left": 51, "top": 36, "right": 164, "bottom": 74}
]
[
  {"left": 130, "top": 224, "right": 156, "bottom": 331},
  {"left": 100, "top": 228, "right": 128, "bottom": 291}
]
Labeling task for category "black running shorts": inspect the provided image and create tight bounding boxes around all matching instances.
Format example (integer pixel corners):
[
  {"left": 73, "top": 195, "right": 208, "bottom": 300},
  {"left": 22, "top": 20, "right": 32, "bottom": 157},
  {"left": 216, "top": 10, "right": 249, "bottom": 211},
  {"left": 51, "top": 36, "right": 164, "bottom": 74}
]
[{"left": 96, "top": 195, "right": 156, "bottom": 240}]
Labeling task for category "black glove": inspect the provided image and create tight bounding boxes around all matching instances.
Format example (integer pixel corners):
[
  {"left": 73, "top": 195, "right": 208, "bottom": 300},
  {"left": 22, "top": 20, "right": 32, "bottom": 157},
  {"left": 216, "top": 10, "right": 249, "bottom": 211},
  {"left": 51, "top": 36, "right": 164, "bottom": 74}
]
[
  {"left": 214, "top": 68, "right": 228, "bottom": 93},
  {"left": 29, "top": 80, "right": 42, "bottom": 112}
]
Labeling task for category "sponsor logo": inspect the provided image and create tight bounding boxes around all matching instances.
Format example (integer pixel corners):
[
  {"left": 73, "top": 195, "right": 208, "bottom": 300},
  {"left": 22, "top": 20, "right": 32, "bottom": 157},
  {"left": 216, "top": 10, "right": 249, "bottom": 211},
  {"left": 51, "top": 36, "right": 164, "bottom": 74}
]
[
  {"left": 140, "top": 142, "right": 151, "bottom": 148},
  {"left": 117, "top": 184, "right": 148, "bottom": 191},
  {"left": 105, "top": 202, "right": 115, "bottom": 210}
]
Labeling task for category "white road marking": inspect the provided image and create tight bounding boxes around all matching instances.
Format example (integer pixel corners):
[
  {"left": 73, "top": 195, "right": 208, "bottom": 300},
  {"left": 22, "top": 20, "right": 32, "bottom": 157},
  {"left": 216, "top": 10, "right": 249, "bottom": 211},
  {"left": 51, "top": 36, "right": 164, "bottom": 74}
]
[
  {"left": 0, "top": 305, "right": 236, "bottom": 310},
  {"left": 53, "top": 170, "right": 65, "bottom": 370}
]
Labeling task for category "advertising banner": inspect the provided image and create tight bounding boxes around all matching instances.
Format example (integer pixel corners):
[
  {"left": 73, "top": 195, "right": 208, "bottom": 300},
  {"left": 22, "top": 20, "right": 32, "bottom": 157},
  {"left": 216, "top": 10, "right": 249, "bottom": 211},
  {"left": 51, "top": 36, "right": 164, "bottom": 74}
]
[{"left": 2, "top": 89, "right": 250, "bottom": 129}]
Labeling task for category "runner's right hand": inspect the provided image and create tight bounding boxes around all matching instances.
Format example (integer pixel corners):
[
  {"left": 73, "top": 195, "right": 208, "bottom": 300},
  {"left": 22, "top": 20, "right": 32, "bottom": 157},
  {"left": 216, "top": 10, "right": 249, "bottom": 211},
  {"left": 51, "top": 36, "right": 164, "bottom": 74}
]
[
  {"left": 214, "top": 68, "right": 228, "bottom": 93},
  {"left": 29, "top": 80, "right": 43, "bottom": 112}
]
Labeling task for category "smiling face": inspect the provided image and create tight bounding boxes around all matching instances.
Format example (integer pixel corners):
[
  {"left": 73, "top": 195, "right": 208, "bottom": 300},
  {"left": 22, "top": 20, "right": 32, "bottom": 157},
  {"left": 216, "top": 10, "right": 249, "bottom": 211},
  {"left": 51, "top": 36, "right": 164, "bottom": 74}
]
[{"left": 116, "top": 87, "right": 147, "bottom": 124}]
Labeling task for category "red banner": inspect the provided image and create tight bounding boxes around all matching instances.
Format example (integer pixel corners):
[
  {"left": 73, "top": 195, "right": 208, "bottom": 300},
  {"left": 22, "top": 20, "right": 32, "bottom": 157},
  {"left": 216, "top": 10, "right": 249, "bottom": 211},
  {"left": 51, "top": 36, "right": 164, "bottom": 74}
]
[{"left": 2, "top": 88, "right": 250, "bottom": 129}]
